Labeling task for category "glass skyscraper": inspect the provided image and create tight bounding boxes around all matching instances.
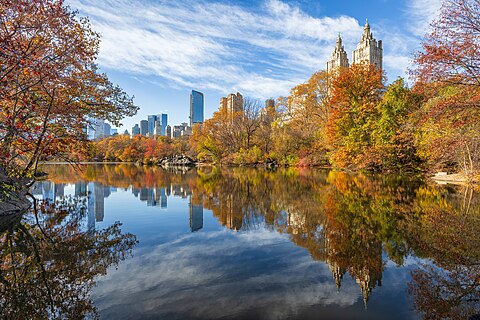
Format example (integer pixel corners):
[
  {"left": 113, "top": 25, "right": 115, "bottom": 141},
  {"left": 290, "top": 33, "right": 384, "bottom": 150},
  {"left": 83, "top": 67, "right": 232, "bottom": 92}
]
[
  {"left": 190, "top": 90, "right": 204, "bottom": 127},
  {"left": 161, "top": 113, "right": 168, "bottom": 136},
  {"left": 147, "top": 115, "right": 157, "bottom": 136}
]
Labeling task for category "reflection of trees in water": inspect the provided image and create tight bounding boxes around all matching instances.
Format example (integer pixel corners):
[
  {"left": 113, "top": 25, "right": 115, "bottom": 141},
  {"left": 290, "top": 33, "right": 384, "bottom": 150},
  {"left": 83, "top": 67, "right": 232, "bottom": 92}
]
[
  {"left": 192, "top": 168, "right": 416, "bottom": 306},
  {"left": 0, "top": 196, "right": 137, "bottom": 319},
  {"left": 42, "top": 164, "right": 480, "bottom": 315},
  {"left": 406, "top": 190, "right": 480, "bottom": 320}
]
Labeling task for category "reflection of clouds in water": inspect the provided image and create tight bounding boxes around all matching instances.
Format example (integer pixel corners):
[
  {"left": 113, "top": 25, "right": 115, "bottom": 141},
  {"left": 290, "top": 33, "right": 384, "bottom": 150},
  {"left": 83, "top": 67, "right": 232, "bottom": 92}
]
[{"left": 94, "top": 229, "right": 359, "bottom": 319}]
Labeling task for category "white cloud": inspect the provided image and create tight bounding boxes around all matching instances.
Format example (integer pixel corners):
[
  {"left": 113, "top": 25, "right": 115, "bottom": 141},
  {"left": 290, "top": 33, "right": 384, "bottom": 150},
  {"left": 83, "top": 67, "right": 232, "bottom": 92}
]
[
  {"left": 67, "top": 0, "right": 363, "bottom": 98},
  {"left": 93, "top": 229, "right": 361, "bottom": 319},
  {"left": 65, "top": 0, "right": 434, "bottom": 100},
  {"left": 406, "top": 0, "right": 443, "bottom": 37}
]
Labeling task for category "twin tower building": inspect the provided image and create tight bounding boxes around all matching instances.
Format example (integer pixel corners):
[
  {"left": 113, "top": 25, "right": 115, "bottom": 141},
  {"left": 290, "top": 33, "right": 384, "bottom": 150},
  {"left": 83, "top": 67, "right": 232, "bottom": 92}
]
[{"left": 326, "top": 19, "right": 382, "bottom": 74}]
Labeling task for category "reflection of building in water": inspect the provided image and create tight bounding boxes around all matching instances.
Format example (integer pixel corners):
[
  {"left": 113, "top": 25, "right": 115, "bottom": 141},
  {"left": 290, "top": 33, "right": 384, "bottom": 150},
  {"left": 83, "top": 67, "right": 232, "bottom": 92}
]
[
  {"left": 288, "top": 210, "right": 306, "bottom": 235},
  {"left": 86, "top": 182, "right": 112, "bottom": 229},
  {"left": 75, "top": 182, "right": 87, "bottom": 197},
  {"left": 215, "top": 194, "right": 243, "bottom": 231},
  {"left": 94, "top": 184, "right": 105, "bottom": 222},
  {"left": 55, "top": 183, "right": 65, "bottom": 197},
  {"left": 323, "top": 218, "right": 383, "bottom": 309},
  {"left": 135, "top": 187, "right": 168, "bottom": 208},
  {"left": 87, "top": 182, "right": 95, "bottom": 231},
  {"left": 189, "top": 200, "right": 203, "bottom": 232},
  {"left": 140, "top": 188, "right": 148, "bottom": 201},
  {"left": 349, "top": 242, "right": 383, "bottom": 309},
  {"left": 132, "top": 187, "right": 140, "bottom": 198},
  {"left": 160, "top": 188, "right": 167, "bottom": 208},
  {"left": 31, "top": 181, "right": 66, "bottom": 201},
  {"left": 170, "top": 185, "right": 192, "bottom": 198}
]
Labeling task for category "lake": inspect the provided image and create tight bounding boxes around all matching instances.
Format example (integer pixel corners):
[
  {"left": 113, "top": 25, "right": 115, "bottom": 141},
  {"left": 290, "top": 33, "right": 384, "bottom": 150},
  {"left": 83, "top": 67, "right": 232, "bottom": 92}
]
[{"left": 1, "top": 164, "right": 479, "bottom": 319}]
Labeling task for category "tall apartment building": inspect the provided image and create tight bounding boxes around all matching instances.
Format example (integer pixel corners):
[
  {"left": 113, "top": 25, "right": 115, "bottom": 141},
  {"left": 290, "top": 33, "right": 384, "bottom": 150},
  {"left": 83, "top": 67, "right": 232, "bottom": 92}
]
[
  {"left": 326, "top": 19, "right": 382, "bottom": 73},
  {"left": 352, "top": 19, "right": 382, "bottom": 70},
  {"left": 190, "top": 90, "right": 204, "bottom": 127},
  {"left": 326, "top": 34, "right": 349, "bottom": 74},
  {"left": 220, "top": 92, "right": 243, "bottom": 114}
]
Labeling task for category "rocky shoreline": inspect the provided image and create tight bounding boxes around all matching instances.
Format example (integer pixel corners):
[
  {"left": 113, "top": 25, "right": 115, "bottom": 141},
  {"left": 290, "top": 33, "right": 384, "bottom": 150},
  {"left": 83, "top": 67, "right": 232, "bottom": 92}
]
[{"left": 157, "top": 154, "right": 196, "bottom": 168}]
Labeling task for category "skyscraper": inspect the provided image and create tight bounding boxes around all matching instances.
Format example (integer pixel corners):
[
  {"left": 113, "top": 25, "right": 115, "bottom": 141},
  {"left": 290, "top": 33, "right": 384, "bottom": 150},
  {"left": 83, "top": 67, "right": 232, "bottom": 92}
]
[
  {"left": 166, "top": 125, "right": 172, "bottom": 138},
  {"left": 161, "top": 113, "right": 168, "bottom": 136},
  {"left": 87, "top": 118, "right": 105, "bottom": 140},
  {"left": 154, "top": 120, "right": 162, "bottom": 136},
  {"left": 103, "top": 123, "right": 111, "bottom": 137},
  {"left": 190, "top": 90, "right": 204, "bottom": 127},
  {"left": 132, "top": 124, "right": 140, "bottom": 136},
  {"left": 147, "top": 115, "right": 157, "bottom": 136},
  {"left": 140, "top": 120, "right": 148, "bottom": 136}
]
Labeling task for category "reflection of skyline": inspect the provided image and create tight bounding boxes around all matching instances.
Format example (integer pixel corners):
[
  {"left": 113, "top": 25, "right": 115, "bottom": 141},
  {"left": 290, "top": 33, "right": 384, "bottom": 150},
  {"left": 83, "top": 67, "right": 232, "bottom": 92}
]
[
  {"left": 189, "top": 202, "right": 203, "bottom": 232},
  {"left": 33, "top": 181, "right": 116, "bottom": 230},
  {"left": 31, "top": 181, "right": 65, "bottom": 200},
  {"left": 33, "top": 180, "right": 204, "bottom": 234}
]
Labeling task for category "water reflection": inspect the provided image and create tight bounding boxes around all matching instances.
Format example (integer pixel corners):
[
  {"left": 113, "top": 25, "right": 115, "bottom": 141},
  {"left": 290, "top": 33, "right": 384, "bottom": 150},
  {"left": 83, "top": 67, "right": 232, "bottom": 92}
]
[
  {"left": 38, "top": 164, "right": 480, "bottom": 319},
  {"left": 0, "top": 194, "right": 137, "bottom": 318}
]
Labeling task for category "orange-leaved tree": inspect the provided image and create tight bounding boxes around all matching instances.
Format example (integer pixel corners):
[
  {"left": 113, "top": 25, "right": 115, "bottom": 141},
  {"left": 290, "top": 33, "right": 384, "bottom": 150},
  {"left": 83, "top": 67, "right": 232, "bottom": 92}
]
[
  {"left": 326, "top": 63, "right": 385, "bottom": 170},
  {"left": 0, "top": 0, "right": 138, "bottom": 180}
]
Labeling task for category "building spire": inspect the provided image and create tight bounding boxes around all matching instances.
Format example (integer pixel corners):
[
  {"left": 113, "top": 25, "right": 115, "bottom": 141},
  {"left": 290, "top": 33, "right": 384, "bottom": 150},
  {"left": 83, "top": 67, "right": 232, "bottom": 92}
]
[
  {"left": 364, "top": 18, "right": 370, "bottom": 34},
  {"left": 336, "top": 33, "right": 342, "bottom": 49}
]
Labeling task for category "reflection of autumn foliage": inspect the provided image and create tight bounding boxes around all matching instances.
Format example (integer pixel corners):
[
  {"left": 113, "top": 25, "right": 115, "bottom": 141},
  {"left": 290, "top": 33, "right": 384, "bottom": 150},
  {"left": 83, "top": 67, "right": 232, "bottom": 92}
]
[
  {"left": 41, "top": 164, "right": 480, "bottom": 312},
  {"left": 409, "top": 264, "right": 480, "bottom": 320},
  {"left": 323, "top": 171, "right": 417, "bottom": 305},
  {"left": 407, "top": 188, "right": 480, "bottom": 319},
  {"left": 0, "top": 198, "right": 137, "bottom": 318}
]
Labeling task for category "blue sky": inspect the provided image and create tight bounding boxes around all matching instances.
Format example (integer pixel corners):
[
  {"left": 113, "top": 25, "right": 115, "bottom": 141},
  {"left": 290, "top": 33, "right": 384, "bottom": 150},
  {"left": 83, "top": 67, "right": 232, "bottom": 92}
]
[{"left": 66, "top": 0, "right": 442, "bottom": 132}]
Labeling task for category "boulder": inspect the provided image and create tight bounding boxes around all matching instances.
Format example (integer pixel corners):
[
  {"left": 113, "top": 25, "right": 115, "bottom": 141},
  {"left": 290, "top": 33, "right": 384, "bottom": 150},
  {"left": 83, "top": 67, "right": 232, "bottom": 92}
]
[{"left": 158, "top": 155, "right": 196, "bottom": 168}]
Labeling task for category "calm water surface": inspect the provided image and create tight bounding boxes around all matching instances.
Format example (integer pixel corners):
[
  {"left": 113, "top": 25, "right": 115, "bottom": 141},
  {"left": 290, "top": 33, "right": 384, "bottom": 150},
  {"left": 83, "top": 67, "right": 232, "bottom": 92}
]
[{"left": 1, "top": 164, "right": 480, "bottom": 319}]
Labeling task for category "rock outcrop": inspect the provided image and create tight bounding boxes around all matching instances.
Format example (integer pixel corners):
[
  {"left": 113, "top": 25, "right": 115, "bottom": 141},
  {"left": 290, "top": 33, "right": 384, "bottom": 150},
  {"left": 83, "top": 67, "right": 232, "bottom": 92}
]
[{"left": 157, "top": 155, "right": 196, "bottom": 168}]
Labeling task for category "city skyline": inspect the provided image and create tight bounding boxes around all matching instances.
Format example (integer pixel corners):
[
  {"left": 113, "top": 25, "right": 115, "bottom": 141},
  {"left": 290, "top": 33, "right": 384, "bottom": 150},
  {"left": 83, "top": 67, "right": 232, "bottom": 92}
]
[{"left": 65, "top": 0, "right": 443, "bottom": 131}]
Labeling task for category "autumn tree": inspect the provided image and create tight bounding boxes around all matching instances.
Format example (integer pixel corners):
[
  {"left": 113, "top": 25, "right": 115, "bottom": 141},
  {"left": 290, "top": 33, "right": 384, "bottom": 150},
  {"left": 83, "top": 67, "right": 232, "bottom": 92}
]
[
  {"left": 326, "top": 64, "right": 385, "bottom": 170},
  {"left": 272, "top": 71, "right": 331, "bottom": 165},
  {"left": 0, "top": 0, "right": 137, "bottom": 180},
  {"left": 413, "top": 0, "right": 480, "bottom": 177},
  {"left": 189, "top": 96, "right": 263, "bottom": 164},
  {"left": 255, "top": 99, "right": 278, "bottom": 155},
  {"left": 414, "top": 0, "right": 480, "bottom": 88}
]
